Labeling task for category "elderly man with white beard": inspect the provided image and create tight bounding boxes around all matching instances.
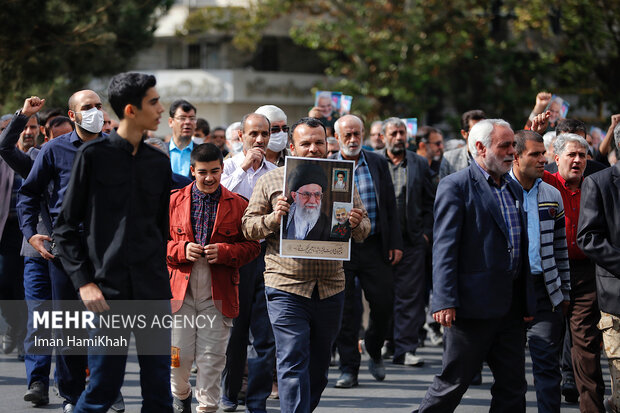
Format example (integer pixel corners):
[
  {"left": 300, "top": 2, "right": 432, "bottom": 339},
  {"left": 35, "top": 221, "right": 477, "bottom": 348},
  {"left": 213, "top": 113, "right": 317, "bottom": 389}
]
[
  {"left": 331, "top": 114, "right": 403, "bottom": 388},
  {"left": 414, "top": 119, "right": 535, "bottom": 413}
]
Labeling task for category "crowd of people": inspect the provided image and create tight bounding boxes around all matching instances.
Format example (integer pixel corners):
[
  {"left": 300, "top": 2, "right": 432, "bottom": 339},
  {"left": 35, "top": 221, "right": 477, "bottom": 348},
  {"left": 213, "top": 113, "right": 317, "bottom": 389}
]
[{"left": 0, "top": 73, "right": 619, "bottom": 413}]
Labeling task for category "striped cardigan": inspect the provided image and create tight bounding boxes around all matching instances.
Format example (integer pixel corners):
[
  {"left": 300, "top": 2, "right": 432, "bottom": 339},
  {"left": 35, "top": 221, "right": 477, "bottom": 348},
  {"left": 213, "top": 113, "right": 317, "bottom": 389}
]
[{"left": 537, "top": 181, "right": 570, "bottom": 306}]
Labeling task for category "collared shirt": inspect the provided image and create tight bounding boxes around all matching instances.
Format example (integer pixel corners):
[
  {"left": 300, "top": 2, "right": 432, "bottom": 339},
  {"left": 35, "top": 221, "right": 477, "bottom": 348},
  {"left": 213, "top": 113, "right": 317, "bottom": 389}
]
[
  {"left": 54, "top": 131, "right": 172, "bottom": 300},
  {"left": 191, "top": 183, "right": 221, "bottom": 245},
  {"left": 387, "top": 156, "right": 407, "bottom": 234},
  {"left": 475, "top": 161, "right": 521, "bottom": 272},
  {"left": 337, "top": 151, "right": 378, "bottom": 234},
  {"left": 221, "top": 152, "right": 277, "bottom": 199},
  {"left": 18, "top": 130, "right": 95, "bottom": 242},
  {"left": 169, "top": 138, "right": 194, "bottom": 177},
  {"left": 510, "top": 170, "right": 543, "bottom": 273},
  {"left": 241, "top": 167, "right": 370, "bottom": 299},
  {"left": 542, "top": 170, "right": 586, "bottom": 260}
]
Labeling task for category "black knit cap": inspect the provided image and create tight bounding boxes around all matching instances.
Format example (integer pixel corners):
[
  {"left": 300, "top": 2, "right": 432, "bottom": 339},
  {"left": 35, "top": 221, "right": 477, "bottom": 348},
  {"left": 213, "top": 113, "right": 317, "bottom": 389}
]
[{"left": 288, "top": 163, "right": 328, "bottom": 192}]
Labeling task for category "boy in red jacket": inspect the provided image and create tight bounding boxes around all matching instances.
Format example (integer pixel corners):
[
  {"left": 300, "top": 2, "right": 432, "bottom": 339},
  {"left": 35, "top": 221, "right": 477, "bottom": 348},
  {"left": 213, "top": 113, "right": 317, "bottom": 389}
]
[{"left": 167, "top": 143, "right": 260, "bottom": 413}]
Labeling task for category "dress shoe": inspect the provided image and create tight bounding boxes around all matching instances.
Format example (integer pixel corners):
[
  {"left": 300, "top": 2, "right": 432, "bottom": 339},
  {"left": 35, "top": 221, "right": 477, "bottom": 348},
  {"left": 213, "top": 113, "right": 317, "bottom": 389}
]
[
  {"left": 220, "top": 395, "right": 237, "bottom": 412},
  {"left": 173, "top": 394, "right": 191, "bottom": 413},
  {"left": 63, "top": 403, "right": 75, "bottom": 413},
  {"left": 24, "top": 381, "right": 49, "bottom": 406},
  {"left": 403, "top": 352, "right": 424, "bottom": 366},
  {"left": 368, "top": 358, "right": 386, "bottom": 381},
  {"left": 562, "top": 377, "right": 579, "bottom": 404},
  {"left": 334, "top": 372, "right": 358, "bottom": 388},
  {"left": 110, "top": 391, "right": 125, "bottom": 412}
]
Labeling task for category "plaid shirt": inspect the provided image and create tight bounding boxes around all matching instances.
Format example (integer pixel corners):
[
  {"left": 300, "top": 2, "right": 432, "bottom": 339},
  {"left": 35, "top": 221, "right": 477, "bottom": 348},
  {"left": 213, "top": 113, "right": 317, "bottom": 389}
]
[
  {"left": 338, "top": 151, "right": 378, "bottom": 234},
  {"left": 191, "top": 183, "right": 221, "bottom": 245},
  {"left": 242, "top": 167, "right": 370, "bottom": 299},
  {"left": 475, "top": 161, "right": 521, "bottom": 273}
]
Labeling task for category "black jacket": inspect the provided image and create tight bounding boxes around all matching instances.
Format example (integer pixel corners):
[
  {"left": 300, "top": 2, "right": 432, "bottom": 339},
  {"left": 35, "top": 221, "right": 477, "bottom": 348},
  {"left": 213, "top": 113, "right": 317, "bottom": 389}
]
[
  {"left": 577, "top": 162, "right": 620, "bottom": 316},
  {"left": 54, "top": 131, "right": 172, "bottom": 300}
]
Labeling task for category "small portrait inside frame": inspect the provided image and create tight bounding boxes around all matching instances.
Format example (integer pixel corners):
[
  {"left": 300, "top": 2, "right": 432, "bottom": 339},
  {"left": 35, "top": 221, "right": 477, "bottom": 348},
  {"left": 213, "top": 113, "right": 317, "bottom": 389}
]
[
  {"left": 330, "top": 202, "right": 353, "bottom": 241},
  {"left": 332, "top": 169, "right": 349, "bottom": 192}
]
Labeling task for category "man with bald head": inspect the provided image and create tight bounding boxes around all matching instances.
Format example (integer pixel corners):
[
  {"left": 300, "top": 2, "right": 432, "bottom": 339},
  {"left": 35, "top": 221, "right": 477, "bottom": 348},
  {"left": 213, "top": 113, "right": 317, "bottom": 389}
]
[
  {"left": 18, "top": 89, "right": 105, "bottom": 412},
  {"left": 332, "top": 114, "right": 403, "bottom": 387},
  {"left": 220, "top": 112, "right": 278, "bottom": 413}
]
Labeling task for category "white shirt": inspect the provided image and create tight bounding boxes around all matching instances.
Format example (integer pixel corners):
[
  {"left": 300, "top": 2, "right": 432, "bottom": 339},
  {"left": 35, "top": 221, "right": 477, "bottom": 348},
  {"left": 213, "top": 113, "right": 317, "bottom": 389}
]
[{"left": 221, "top": 152, "right": 278, "bottom": 199}]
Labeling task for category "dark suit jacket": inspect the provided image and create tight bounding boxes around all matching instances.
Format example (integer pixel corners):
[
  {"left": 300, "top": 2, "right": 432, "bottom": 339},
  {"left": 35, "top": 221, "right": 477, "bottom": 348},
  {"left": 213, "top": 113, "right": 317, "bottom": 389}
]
[
  {"left": 432, "top": 162, "right": 534, "bottom": 319},
  {"left": 577, "top": 162, "right": 620, "bottom": 316},
  {"left": 357, "top": 149, "right": 403, "bottom": 261},
  {"left": 402, "top": 151, "right": 435, "bottom": 244},
  {"left": 284, "top": 209, "right": 331, "bottom": 241}
]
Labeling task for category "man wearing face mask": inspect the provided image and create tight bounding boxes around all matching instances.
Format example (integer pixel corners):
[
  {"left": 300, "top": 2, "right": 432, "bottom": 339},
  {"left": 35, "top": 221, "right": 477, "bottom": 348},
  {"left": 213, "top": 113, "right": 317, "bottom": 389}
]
[
  {"left": 17, "top": 90, "right": 106, "bottom": 413},
  {"left": 220, "top": 113, "right": 277, "bottom": 413},
  {"left": 255, "top": 105, "right": 289, "bottom": 167}
]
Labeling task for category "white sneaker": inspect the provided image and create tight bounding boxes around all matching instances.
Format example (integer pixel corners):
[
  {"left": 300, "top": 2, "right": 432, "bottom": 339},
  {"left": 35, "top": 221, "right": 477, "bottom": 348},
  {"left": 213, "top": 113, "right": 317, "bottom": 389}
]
[{"left": 403, "top": 352, "right": 424, "bottom": 366}]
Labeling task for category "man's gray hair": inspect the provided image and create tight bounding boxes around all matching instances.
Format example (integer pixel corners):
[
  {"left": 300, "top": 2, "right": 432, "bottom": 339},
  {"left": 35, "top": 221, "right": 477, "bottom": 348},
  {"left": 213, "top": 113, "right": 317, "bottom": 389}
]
[
  {"left": 542, "top": 131, "right": 557, "bottom": 152},
  {"left": 553, "top": 133, "right": 588, "bottom": 156},
  {"left": 145, "top": 138, "right": 169, "bottom": 156},
  {"left": 381, "top": 117, "right": 406, "bottom": 135},
  {"left": 614, "top": 123, "right": 620, "bottom": 150},
  {"left": 226, "top": 122, "right": 242, "bottom": 141},
  {"left": 0, "top": 114, "right": 13, "bottom": 123},
  {"left": 326, "top": 136, "right": 338, "bottom": 145},
  {"left": 255, "top": 105, "right": 287, "bottom": 123},
  {"left": 371, "top": 120, "right": 383, "bottom": 130},
  {"left": 468, "top": 119, "right": 511, "bottom": 157},
  {"left": 334, "top": 114, "right": 363, "bottom": 136}
]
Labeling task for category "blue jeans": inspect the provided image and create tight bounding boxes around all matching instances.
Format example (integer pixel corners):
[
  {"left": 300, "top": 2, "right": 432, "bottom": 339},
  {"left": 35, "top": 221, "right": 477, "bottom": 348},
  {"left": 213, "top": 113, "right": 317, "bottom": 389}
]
[
  {"left": 265, "top": 286, "right": 344, "bottom": 413},
  {"left": 222, "top": 247, "right": 275, "bottom": 411},
  {"left": 48, "top": 259, "right": 87, "bottom": 405},
  {"left": 23, "top": 256, "right": 52, "bottom": 389},
  {"left": 526, "top": 279, "right": 564, "bottom": 413},
  {"left": 74, "top": 302, "right": 173, "bottom": 413}
]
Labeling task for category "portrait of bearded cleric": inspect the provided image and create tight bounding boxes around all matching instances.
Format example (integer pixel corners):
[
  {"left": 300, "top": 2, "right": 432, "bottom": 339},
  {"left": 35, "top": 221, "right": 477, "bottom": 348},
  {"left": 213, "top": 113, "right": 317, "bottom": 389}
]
[{"left": 283, "top": 163, "right": 331, "bottom": 241}]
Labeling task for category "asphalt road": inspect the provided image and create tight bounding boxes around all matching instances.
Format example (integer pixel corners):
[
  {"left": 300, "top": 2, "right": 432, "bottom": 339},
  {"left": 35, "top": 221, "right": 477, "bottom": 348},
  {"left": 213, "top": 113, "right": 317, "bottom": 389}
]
[{"left": 0, "top": 336, "right": 607, "bottom": 412}]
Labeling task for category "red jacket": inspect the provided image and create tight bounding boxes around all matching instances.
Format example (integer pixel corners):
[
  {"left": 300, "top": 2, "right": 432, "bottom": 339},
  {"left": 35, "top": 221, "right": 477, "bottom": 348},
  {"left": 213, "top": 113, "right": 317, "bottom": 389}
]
[{"left": 167, "top": 183, "right": 260, "bottom": 318}]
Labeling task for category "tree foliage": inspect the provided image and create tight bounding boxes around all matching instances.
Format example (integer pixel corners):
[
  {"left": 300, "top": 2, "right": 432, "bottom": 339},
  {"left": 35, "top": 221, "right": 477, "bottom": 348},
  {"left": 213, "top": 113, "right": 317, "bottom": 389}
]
[
  {"left": 0, "top": 0, "right": 172, "bottom": 111},
  {"left": 183, "top": 0, "right": 620, "bottom": 129}
]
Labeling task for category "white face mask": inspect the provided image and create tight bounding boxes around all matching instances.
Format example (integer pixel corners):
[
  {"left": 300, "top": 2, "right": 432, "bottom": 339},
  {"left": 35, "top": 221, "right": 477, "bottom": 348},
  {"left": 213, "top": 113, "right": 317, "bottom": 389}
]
[
  {"left": 267, "top": 131, "right": 288, "bottom": 152},
  {"left": 77, "top": 107, "right": 104, "bottom": 134},
  {"left": 192, "top": 136, "right": 205, "bottom": 145},
  {"left": 231, "top": 141, "right": 243, "bottom": 154}
]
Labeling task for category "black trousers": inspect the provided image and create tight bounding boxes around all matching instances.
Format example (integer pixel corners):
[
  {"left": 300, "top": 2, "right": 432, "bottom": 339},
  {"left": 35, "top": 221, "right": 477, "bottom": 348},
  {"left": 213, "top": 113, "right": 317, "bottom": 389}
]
[
  {"left": 415, "top": 293, "right": 527, "bottom": 413},
  {"left": 336, "top": 234, "right": 394, "bottom": 375}
]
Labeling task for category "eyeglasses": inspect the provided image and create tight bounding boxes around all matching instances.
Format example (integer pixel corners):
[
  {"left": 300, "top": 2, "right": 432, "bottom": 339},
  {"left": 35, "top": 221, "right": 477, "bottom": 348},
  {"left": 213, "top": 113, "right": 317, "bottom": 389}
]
[
  {"left": 271, "top": 126, "right": 289, "bottom": 133},
  {"left": 174, "top": 116, "right": 197, "bottom": 123},
  {"left": 297, "top": 191, "right": 323, "bottom": 201}
]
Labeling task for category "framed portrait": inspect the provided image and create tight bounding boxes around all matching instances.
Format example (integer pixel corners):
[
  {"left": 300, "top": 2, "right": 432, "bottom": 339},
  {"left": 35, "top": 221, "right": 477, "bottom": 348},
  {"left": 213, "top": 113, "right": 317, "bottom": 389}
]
[
  {"left": 332, "top": 169, "right": 349, "bottom": 192},
  {"left": 280, "top": 156, "right": 355, "bottom": 260}
]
